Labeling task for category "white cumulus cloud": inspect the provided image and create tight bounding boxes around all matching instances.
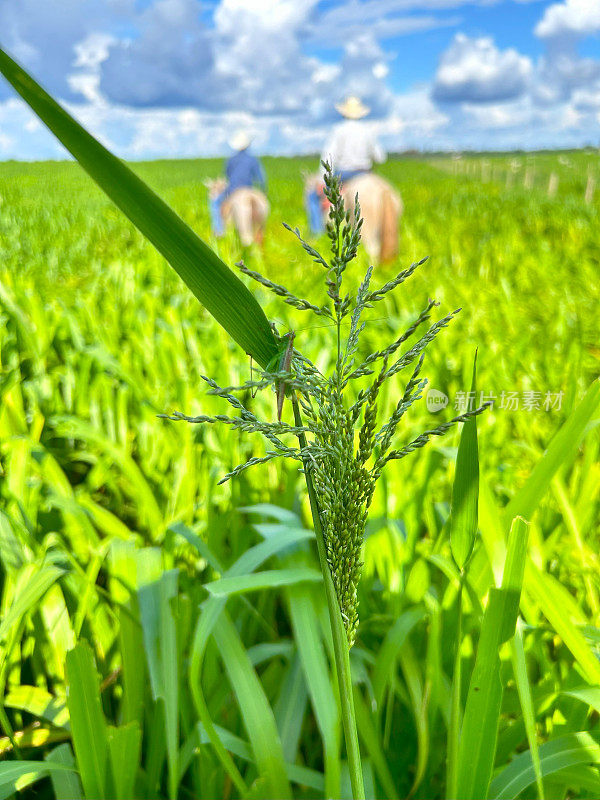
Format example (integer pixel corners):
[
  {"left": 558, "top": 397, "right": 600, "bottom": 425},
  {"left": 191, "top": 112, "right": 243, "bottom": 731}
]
[
  {"left": 535, "top": 0, "right": 600, "bottom": 40},
  {"left": 432, "top": 33, "right": 532, "bottom": 103}
]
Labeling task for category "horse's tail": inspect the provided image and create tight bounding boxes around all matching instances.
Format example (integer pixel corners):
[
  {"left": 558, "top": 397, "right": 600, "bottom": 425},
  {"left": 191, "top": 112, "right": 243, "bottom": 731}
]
[
  {"left": 380, "top": 189, "right": 399, "bottom": 264},
  {"left": 231, "top": 193, "right": 254, "bottom": 247},
  {"left": 250, "top": 192, "right": 268, "bottom": 245}
]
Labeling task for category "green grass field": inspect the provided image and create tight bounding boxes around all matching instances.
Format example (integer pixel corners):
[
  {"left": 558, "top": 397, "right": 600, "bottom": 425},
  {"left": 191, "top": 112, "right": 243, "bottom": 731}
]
[{"left": 1, "top": 151, "right": 599, "bottom": 799}]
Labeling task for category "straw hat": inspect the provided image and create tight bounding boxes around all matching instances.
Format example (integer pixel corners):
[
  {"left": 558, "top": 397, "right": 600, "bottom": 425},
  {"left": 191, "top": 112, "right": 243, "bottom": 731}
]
[
  {"left": 228, "top": 130, "right": 252, "bottom": 151},
  {"left": 335, "top": 96, "right": 370, "bottom": 120}
]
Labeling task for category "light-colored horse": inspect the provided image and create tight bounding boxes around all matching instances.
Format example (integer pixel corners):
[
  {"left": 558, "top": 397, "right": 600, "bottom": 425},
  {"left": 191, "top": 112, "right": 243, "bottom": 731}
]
[
  {"left": 205, "top": 178, "right": 269, "bottom": 247},
  {"left": 304, "top": 172, "right": 403, "bottom": 263}
]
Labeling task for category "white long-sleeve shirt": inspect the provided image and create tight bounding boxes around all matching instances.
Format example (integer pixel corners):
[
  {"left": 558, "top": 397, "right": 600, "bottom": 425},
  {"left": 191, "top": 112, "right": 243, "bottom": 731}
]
[{"left": 321, "top": 120, "right": 386, "bottom": 174}]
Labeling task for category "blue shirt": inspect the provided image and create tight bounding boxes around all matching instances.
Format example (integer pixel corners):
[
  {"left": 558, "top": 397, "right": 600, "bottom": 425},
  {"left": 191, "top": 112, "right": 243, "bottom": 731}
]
[{"left": 226, "top": 150, "right": 266, "bottom": 194}]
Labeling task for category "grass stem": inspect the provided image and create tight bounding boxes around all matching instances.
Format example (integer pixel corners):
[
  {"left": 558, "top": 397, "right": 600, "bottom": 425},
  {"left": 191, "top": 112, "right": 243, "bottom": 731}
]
[{"left": 446, "top": 574, "right": 464, "bottom": 799}]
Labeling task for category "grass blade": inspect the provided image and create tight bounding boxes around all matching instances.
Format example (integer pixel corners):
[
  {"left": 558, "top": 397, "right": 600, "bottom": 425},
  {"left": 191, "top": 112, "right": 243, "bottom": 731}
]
[
  {"left": 563, "top": 686, "right": 600, "bottom": 713},
  {"left": 108, "top": 722, "right": 142, "bottom": 800},
  {"left": 510, "top": 618, "right": 544, "bottom": 799},
  {"left": 45, "top": 744, "right": 84, "bottom": 800},
  {"left": 206, "top": 567, "right": 321, "bottom": 596},
  {"left": 287, "top": 578, "right": 341, "bottom": 799},
  {"left": 109, "top": 541, "right": 146, "bottom": 729},
  {"left": 0, "top": 564, "right": 64, "bottom": 639},
  {"left": 0, "top": 47, "right": 278, "bottom": 368},
  {"left": 212, "top": 610, "right": 292, "bottom": 799},
  {"left": 489, "top": 732, "right": 600, "bottom": 799},
  {"left": 504, "top": 380, "right": 600, "bottom": 524},
  {"left": 371, "top": 608, "right": 426, "bottom": 713},
  {"left": 526, "top": 562, "right": 600, "bottom": 684},
  {"left": 273, "top": 653, "right": 308, "bottom": 764},
  {"left": 446, "top": 580, "right": 463, "bottom": 800},
  {"left": 352, "top": 687, "right": 399, "bottom": 800},
  {"left": 399, "top": 643, "right": 429, "bottom": 797},
  {"left": 137, "top": 560, "right": 179, "bottom": 800},
  {"left": 0, "top": 761, "right": 77, "bottom": 800},
  {"left": 187, "top": 525, "right": 314, "bottom": 798},
  {"left": 190, "top": 722, "right": 326, "bottom": 792},
  {"left": 450, "top": 351, "right": 480, "bottom": 570},
  {"left": 456, "top": 517, "right": 530, "bottom": 800},
  {"left": 4, "top": 686, "right": 69, "bottom": 730},
  {"left": 552, "top": 476, "right": 600, "bottom": 618},
  {"left": 65, "top": 642, "right": 110, "bottom": 799},
  {"left": 545, "top": 766, "right": 600, "bottom": 796},
  {"left": 447, "top": 354, "right": 481, "bottom": 797}
]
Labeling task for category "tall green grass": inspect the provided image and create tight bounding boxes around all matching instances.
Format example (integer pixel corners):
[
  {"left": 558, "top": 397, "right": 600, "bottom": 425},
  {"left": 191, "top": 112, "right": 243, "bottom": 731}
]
[{"left": 1, "top": 51, "right": 599, "bottom": 800}]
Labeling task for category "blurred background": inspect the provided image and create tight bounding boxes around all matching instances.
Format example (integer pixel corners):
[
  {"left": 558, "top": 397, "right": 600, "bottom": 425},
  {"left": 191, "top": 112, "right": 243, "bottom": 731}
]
[{"left": 1, "top": 0, "right": 600, "bottom": 159}]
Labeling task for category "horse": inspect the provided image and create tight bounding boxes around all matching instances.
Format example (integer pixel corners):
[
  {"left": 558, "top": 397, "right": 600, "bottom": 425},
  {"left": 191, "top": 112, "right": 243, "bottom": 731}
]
[
  {"left": 304, "top": 171, "right": 403, "bottom": 263},
  {"left": 205, "top": 178, "right": 269, "bottom": 247}
]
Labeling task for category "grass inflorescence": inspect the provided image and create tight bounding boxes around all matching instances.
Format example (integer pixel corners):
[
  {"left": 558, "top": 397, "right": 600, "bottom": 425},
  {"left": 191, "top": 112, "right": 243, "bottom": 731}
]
[{"left": 167, "top": 163, "right": 489, "bottom": 644}]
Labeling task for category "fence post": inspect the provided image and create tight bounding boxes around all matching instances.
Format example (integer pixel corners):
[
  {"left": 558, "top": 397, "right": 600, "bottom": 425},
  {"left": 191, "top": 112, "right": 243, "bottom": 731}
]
[
  {"left": 524, "top": 167, "right": 534, "bottom": 189},
  {"left": 585, "top": 172, "right": 596, "bottom": 204}
]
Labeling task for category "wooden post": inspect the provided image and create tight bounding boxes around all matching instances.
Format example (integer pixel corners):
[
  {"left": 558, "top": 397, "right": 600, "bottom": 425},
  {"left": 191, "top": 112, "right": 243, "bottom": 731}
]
[
  {"left": 585, "top": 172, "right": 596, "bottom": 204},
  {"left": 524, "top": 167, "right": 534, "bottom": 189},
  {"left": 547, "top": 172, "right": 558, "bottom": 197}
]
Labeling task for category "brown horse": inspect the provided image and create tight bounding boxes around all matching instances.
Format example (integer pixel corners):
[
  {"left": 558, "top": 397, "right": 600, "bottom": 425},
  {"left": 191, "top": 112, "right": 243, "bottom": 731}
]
[
  {"left": 304, "top": 172, "right": 402, "bottom": 263},
  {"left": 205, "top": 178, "right": 269, "bottom": 246},
  {"left": 342, "top": 174, "right": 402, "bottom": 263}
]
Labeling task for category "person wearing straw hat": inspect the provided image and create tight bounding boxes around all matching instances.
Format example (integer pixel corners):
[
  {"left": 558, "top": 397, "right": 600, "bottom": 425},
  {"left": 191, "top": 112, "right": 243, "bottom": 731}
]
[
  {"left": 210, "top": 130, "right": 266, "bottom": 236},
  {"left": 306, "top": 96, "right": 385, "bottom": 234},
  {"left": 324, "top": 96, "right": 385, "bottom": 182}
]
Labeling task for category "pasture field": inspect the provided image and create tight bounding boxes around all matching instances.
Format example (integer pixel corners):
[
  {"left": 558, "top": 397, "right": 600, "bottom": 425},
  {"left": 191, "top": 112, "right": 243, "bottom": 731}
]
[{"left": 0, "top": 152, "right": 599, "bottom": 800}]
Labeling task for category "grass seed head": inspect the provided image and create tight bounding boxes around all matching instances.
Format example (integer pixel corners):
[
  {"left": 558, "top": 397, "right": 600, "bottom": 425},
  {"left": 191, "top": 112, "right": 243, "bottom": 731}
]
[{"left": 166, "top": 163, "right": 488, "bottom": 646}]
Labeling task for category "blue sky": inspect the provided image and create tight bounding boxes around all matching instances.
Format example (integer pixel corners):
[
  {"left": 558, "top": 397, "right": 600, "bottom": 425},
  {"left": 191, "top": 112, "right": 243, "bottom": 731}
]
[{"left": 0, "top": 0, "right": 599, "bottom": 159}]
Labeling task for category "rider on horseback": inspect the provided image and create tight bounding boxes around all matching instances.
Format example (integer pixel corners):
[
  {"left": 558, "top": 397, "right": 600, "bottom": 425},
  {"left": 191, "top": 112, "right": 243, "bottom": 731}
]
[
  {"left": 307, "top": 96, "right": 386, "bottom": 234},
  {"left": 210, "top": 131, "right": 267, "bottom": 237}
]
